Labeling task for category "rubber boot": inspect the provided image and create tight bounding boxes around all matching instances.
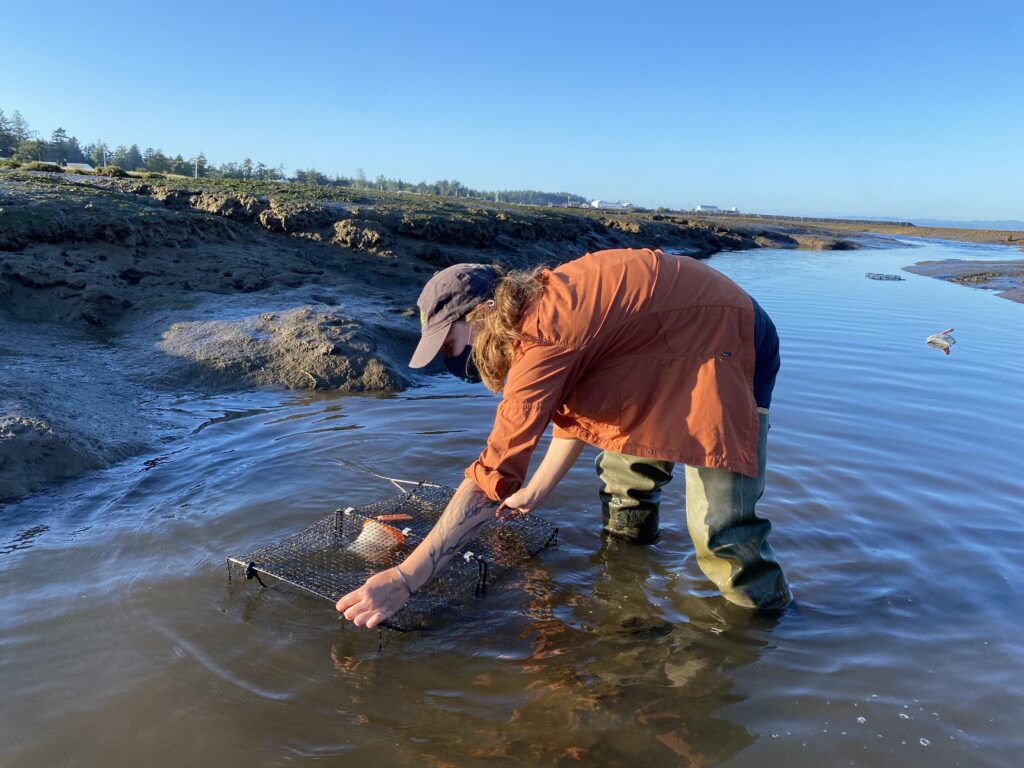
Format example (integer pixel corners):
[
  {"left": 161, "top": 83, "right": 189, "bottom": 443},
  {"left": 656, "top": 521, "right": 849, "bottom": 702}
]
[
  {"left": 684, "top": 409, "right": 791, "bottom": 610},
  {"left": 595, "top": 451, "right": 675, "bottom": 545},
  {"left": 601, "top": 498, "right": 661, "bottom": 544}
]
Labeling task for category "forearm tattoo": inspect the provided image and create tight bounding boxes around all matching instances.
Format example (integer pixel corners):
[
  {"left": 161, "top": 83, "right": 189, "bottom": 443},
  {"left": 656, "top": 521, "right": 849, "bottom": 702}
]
[{"left": 424, "top": 488, "right": 496, "bottom": 582}]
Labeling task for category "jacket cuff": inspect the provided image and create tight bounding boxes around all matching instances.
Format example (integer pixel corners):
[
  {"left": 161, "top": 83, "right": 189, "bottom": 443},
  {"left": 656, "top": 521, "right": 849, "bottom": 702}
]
[{"left": 464, "top": 461, "right": 520, "bottom": 502}]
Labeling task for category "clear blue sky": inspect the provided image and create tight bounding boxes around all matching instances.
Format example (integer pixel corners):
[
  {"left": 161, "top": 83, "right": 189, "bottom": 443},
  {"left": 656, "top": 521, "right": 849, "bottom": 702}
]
[{"left": 2, "top": 0, "right": 1022, "bottom": 219}]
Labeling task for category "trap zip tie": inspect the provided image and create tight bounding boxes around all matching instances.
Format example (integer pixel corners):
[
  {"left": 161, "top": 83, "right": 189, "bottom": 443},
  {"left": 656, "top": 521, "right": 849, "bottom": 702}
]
[
  {"left": 227, "top": 482, "right": 558, "bottom": 632},
  {"left": 245, "top": 561, "right": 267, "bottom": 588}
]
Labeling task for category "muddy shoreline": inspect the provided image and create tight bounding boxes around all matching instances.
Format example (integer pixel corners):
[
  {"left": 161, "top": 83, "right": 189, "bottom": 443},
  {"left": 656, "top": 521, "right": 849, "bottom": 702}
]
[
  {"left": 903, "top": 258, "right": 1024, "bottom": 303},
  {"left": 699, "top": 212, "right": 1024, "bottom": 249},
  {"left": 0, "top": 169, "right": 1011, "bottom": 501}
]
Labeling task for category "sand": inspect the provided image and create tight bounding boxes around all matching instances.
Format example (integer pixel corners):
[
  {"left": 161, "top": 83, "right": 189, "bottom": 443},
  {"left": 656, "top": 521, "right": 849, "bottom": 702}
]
[{"left": 902, "top": 259, "right": 1024, "bottom": 303}]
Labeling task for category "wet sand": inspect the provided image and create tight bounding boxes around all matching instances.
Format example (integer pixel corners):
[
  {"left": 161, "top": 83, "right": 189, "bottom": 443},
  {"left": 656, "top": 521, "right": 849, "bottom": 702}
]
[
  {"left": 698, "top": 213, "right": 1024, "bottom": 250},
  {"left": 903, "top": 259, "right": 1024, "bottom": 304}
]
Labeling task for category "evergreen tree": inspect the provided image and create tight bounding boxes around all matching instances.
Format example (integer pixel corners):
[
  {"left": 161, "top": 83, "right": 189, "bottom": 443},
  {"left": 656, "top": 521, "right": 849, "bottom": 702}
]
[
  {"left": 170, "top": 154, "right": 191, "bottom": 176},
  {"left": 63, "top": 136, "right": 86, "bottom": 164},
  {"left": 46, "top": 128, "right": 82, "bottom": 164},
  {"left": 111, "top": 143, "right": 144, "bottom": 170},
  {"left": 0, "top": 109, "right": 14, "bottom": 156},
  {"left": 9, "top": 111, "right": 31, "bottom": 143},
  {"left": 109, "top": 144, "right": 129, "bottom": 168},
  {"left": 295, "top": 167, "right": 329, "bottom": 185},
  {"left": 123, "top": 144, "right": 144, "bottom": 170},
  {"left": 13, "top": 139, "right": 47, "bottom": 162},
  {"left": 143, "top": 147, "right": 171, "bottom": 173},
  {"left": 88, "top": 141, "right": 109, "bottom": 167}
]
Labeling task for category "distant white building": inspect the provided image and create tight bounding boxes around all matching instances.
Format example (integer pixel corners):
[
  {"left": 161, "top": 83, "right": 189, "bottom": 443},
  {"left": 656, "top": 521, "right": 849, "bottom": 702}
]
[
  {"left": 591, "top": 200, "right": 633, "bottom": 210},
  {"left": 64, "top": 162, "right": 93, "bottom": 171},
  {"left": 693, "top": 204, "right": 740, "bottom": 214}
]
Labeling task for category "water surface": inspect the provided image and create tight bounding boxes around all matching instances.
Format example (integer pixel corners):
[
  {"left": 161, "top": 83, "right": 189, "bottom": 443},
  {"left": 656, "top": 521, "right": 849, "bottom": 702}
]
[{"left": 2, "top": 240, "right": 1022, "bottom": 767}]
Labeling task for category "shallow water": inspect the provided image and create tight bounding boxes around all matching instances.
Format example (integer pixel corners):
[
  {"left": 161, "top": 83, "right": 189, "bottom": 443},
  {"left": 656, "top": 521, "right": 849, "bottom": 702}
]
[{"left": 2, "top": 240, "right": 1023, "bottom": 767}]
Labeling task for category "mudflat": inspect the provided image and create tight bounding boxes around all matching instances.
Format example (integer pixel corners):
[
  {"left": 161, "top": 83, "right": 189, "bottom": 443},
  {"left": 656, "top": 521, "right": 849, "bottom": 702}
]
[
  {"left": 701, "top": 212, "right": 1024, "bottom": 249},
  {"left": 902, "top": 259, "right": 1024, "bottom": 303}
]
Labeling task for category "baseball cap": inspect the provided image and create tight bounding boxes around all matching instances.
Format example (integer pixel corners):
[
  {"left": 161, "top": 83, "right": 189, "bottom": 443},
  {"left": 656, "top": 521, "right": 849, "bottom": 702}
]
[{"left": 409, "top": 263, "right": 501, "bottom": 368}]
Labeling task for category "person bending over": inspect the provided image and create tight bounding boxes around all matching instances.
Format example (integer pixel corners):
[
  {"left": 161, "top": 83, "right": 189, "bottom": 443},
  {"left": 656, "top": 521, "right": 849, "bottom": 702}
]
[{"left": 337, "top": 248, "right": 791, "bottom": 628}]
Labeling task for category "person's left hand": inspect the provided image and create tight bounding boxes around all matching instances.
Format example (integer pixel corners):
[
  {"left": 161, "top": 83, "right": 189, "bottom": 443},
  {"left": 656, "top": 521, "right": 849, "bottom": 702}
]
[
  {"left": 336, "top": 568, "right": 412, "bottom": 628},
  {"left": 496, "top": 485, "right": 543, "bottom": 521}
]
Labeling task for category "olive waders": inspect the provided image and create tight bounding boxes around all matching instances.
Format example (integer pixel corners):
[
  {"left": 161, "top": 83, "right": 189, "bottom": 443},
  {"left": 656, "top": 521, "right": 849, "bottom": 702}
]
[
  {"left": 596, "top": 295, "right": 791, "bottom": 610},
  {"left": 596, "top": 409, "right": 791, "bottom": 610}
]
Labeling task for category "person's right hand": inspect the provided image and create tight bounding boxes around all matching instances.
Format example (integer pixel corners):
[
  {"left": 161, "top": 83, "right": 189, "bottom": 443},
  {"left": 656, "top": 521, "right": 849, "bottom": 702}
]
[
  {"left": 336, "top": 567, "right": 412, "bottom": 629},
  {"left": 496, "top": 485, "right": 544, "bottom": 520}
]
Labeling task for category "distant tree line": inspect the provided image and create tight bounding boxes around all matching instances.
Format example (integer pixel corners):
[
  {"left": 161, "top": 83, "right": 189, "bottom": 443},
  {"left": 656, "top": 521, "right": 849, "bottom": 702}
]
[
  {"left": 1, "top": 107, "right": 588, "bottom": 205},
  {"left": 0, "top": 107, "right": 285, "bottom": 180},
  {"left": 292, "top": 166, "right": 586, "bottom": 206}
]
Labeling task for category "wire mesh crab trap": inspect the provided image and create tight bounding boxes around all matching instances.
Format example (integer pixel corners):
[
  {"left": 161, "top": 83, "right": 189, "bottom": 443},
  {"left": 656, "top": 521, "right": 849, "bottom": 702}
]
[{"left": 227, "top": 481, "right": 558, "bottom": 631}]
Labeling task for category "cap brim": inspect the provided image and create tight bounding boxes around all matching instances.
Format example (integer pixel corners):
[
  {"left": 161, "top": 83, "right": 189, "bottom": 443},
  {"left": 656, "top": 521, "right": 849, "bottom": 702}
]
[{"left": 409, "top": 323, "right": 452, "bottom": 368}]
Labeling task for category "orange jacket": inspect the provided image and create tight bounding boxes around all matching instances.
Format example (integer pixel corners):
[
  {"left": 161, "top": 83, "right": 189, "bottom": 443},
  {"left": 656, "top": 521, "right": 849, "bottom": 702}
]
[{"left": 465, "top": 248, "right": 761, "bottom": 501}]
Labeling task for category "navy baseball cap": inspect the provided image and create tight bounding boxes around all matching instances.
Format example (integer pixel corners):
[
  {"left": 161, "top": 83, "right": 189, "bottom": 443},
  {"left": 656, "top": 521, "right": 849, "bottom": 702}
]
[{"left": 409, "top": 263, "right": 500, "bottom": 368}]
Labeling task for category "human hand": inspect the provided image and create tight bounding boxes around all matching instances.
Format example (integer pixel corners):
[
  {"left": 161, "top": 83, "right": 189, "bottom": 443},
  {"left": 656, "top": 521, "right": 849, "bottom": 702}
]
[
  {"left": 496, "top": 485, "right": 544, "bottom": 521},
  {"left": 336, "top": 567, "right": 413, "bottom": 629}
]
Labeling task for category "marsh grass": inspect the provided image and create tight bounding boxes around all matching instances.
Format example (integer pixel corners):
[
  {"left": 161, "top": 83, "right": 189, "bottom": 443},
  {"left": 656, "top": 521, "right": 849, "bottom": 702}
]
[{"left": 19, "top": 161, "right": 63, "bottom": 173}]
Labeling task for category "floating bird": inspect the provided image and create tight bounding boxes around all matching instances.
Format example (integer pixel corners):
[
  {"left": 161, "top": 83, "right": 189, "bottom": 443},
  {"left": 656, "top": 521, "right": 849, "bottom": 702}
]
[{"left": 926, "top": 328, "right": 956, "bottom": 355}]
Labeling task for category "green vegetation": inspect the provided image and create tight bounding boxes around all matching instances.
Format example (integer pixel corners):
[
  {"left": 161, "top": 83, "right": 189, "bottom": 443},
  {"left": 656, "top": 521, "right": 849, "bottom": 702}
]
[
  {"left": 1, "top": 105, "right": 589, "bottom": 208},
  {"left": 95, "top": 166, "right": 129, "bottom": 177},
  {"left": 20, "top": 161, "right": 63, "bottom": 173}
]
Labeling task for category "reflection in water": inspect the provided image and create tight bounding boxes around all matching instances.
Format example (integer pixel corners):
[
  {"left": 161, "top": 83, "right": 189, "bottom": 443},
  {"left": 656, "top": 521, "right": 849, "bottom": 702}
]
[
  {"left": 141, "top": 447, "right": 188, "bottom": 471},
  {"left": 321, "top": 542, "right": 768, "bottom": 766},
  {"left": 191, "top": 406, "right": 280, "bottom": 434},
  {"left": 1, "top": 523, "right": 50, "bottom": 555},
  {"left": 526, "top": 538, "right": 768, "bottom": 765}
]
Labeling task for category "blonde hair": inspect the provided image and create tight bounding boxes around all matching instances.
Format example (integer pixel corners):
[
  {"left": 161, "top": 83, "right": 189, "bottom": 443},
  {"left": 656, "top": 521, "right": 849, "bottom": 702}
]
[{"left": 467, "top": 267, "right": 548, "bottom": 392}]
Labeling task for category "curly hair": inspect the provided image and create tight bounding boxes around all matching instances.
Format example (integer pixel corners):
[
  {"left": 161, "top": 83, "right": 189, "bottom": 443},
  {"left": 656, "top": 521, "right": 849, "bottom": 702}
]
[{"left": 466, "top": 267, "right": 548, "bottom": 392}]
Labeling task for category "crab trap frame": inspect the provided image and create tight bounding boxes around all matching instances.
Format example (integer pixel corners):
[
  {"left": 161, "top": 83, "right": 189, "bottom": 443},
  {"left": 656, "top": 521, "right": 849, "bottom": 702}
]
[{"left": 227, "top": 482, "right": 558, "bottom": 631}]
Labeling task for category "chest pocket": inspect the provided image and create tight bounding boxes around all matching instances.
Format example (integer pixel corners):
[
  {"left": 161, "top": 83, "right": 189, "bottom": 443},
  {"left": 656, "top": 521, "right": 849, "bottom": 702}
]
[{"left": 658, "top": 305, "right": 752, "bottom": 362}]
